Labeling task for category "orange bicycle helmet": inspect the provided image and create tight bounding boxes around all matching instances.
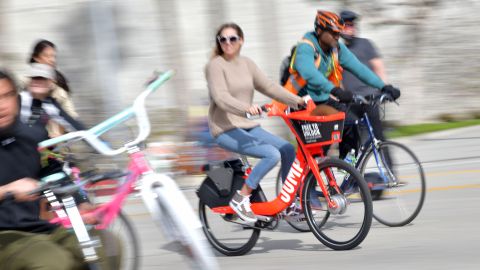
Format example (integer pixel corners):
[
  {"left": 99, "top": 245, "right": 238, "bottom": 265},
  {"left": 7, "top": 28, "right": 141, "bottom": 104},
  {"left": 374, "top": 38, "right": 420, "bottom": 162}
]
[{"left": 314, "top": 10, "right": 345, "bottom": 33}]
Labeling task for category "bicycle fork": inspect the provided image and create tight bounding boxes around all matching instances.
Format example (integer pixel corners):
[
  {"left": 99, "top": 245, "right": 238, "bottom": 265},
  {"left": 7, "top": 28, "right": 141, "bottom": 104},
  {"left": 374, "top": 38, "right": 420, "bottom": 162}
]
[
  {"left": 307, "top": 156, "right": 345, "bottom": 212},
  {"left": 360, "top": 115, "right": 397, "bottom": 187},
  {"left": 61, "top": 195, "right": 102, "bottom": 269}
]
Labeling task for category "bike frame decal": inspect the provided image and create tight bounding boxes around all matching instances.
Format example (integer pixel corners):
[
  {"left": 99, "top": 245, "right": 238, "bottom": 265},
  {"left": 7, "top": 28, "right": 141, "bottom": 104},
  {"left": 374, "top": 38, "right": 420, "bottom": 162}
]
[{"left": 279, "top": 158, "right": 303, "bottom": 203}]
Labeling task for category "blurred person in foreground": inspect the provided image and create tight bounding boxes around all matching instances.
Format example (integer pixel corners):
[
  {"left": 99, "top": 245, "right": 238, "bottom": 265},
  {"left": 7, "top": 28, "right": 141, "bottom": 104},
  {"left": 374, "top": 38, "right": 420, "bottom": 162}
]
[
  {"left": 339, "top": 10, "right": 391, "bottom": 153},
  {"left": 205, "top": 22, "right": 307, "bottom": 223},
  {"left": 0, "top": 69, "right": 119, "bottom": 270},
  {"left": 29, "top": 39, "right": 78, "bottom": 137},
  {"left": 288, "top": 10, "right": 400, "bottom": 158}
]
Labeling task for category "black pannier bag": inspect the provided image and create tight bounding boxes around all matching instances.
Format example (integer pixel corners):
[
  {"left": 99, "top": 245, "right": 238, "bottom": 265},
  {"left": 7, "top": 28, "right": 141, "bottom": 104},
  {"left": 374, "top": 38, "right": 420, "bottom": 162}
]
[{"left": 196, "top": 159, "right": 266, "bottom": 208}]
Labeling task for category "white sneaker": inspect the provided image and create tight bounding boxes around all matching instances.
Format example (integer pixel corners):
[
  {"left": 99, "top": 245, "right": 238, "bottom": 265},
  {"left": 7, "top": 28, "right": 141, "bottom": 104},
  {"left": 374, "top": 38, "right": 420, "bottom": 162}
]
[{"left": 229, "top": 191, "right": 257, "bottom": 223}]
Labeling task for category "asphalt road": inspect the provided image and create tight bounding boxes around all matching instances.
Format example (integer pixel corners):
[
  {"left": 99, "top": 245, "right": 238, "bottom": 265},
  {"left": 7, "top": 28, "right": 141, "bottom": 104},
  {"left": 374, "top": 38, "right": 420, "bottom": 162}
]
[{"left": 123, "top": 125, "right": 480, "bottom": 270}]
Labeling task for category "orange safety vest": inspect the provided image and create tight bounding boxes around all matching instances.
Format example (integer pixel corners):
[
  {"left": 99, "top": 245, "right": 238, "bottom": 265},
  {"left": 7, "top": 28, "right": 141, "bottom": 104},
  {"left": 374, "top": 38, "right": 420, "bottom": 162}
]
[{"left": 273, "top": 39, "right": 343, "bottom": 110}]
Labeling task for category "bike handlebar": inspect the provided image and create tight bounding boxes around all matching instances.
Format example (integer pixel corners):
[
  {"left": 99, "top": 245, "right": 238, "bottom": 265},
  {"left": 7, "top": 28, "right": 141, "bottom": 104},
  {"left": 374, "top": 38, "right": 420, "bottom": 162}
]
[
  {"left": 352, "top": 93, "right": 397, "bottom": 106},
  {"left": 245, "top": 105, "right": 270, "bottom": 119},
  {"left": 0, "top": 170, "right": 127, "bottom": 202},
  {"left": 38, "top": 70, "right": 176, "bottom": 156},
  {"left": 246, "top": 96, "right": 316, "bottom": 119}
]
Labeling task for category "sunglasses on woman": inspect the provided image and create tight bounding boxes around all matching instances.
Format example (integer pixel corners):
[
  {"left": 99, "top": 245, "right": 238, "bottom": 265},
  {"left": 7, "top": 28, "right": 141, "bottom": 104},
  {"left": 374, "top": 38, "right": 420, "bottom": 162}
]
[{"left": 217, "top": 35, "right": 240, "bottom": 44}]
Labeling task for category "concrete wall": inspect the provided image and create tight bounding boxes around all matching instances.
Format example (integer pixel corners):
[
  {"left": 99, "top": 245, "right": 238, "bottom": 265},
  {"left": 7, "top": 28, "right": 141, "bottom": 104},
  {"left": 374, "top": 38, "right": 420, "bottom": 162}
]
[{"left": 1, "top": 0, "right": 479, "bottom": 140}]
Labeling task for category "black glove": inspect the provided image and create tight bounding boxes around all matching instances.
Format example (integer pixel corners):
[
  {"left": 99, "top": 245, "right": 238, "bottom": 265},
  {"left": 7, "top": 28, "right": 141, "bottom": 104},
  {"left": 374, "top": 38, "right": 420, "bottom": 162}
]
[
  {"left": 330, "top": 87, "right": 353, "bottom": 103},
  {"left": 381, "top": 85, "right": 401, "bottom": 100}
]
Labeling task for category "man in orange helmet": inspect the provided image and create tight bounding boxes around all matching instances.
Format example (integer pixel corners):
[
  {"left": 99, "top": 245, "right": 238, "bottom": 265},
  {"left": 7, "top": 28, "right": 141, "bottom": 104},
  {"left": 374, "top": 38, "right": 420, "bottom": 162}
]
[{"left": 290, "top": 10, "right": 400, "bottom": 158}]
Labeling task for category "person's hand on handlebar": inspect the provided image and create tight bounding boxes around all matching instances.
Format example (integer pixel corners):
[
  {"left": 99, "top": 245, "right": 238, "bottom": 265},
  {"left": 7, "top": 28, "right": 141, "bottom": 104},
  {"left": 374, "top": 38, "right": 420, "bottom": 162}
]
[
  {"left": 246, "top": 104, "right": 263, "bottom": 116},
  {"left": 381, "top": 85, "right": 401, "bottom": 100},
  {"left": 246, "top": 104, "right": 270, "bottom": 119},
  {"left": 330, "top": 87, "right": 354, "bottom": 103},
  {"left": 298, "top": 95, "right": 312, "bottom": 108},
  {"left": 78, "top": 202, "right": 98, "bottom": 224},
  {"left": 295, "top": 95, "right": 316, "bottom": 112},
  {"left": 0, "top": 178, "right": 39, "bottom": 202}
]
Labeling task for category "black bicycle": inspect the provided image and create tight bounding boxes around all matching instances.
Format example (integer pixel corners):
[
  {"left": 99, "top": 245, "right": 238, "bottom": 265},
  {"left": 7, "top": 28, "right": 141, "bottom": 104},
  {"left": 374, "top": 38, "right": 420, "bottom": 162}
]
[{"left": 277, "top": 93, "right": 426, "bottom": 228}]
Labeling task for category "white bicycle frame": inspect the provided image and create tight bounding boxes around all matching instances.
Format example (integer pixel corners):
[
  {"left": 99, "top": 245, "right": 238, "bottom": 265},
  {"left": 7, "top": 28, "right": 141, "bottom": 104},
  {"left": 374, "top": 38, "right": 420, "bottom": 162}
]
[{"left": 38, "top": 70, "right": 218, "bottom": 270}]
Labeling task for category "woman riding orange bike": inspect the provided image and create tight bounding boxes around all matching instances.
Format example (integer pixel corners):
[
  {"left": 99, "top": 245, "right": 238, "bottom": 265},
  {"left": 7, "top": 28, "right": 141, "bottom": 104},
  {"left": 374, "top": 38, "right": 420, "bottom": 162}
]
[
  {"left": 206, "top": 22, "right": 307, "bottom": 223},
  {"left": 197, "top": 95, "right": 373, "bottom": 255}
]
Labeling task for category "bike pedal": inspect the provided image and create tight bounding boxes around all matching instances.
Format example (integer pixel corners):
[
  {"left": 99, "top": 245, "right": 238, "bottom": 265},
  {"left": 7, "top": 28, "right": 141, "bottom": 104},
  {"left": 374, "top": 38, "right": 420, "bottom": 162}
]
[
  {"left": 222, "top": 213, "right": 239, "bottom": 222},
  {"left": 393, "top": 181, "right": 407, "bottom": 188},
  {"left": 285, "top": 217, "right": 303, "bottom": 222},
  {"left": 255, "top": 215, "right": 273, "bottom": 222},
  {"left": 285, "top": 215, "right": 306, "bottom": 222}
]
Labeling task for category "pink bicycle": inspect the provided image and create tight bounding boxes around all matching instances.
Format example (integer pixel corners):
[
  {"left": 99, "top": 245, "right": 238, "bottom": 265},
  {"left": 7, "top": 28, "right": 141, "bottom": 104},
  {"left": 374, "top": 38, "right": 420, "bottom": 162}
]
[{"left": 34, "top": 70, "right": 219, "bottom": 270}]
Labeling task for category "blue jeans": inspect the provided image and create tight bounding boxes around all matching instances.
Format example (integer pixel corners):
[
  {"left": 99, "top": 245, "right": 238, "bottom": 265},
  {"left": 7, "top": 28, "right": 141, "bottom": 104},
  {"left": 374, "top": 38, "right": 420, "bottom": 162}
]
[{"left": 215, "top": 126, "right": 295, "bottom": 189}]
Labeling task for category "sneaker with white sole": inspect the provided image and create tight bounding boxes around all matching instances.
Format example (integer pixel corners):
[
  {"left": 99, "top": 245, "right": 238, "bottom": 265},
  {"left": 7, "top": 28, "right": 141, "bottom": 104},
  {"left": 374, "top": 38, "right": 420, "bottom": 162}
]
[
  {"left": 286, "top": 201, "right": 303, "bottom": 216},
  {"left": 285, "top": 202, "right": 306, "bottom": 222},
  {"left": 229, "top": 191, "right": 257, "bottom": 223}
]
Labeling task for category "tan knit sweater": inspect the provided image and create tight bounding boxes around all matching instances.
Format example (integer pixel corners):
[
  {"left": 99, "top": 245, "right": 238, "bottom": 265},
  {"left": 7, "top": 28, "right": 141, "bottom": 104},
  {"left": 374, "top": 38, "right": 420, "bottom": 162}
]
[{"left": 206, "top": 55, "right": 303, "bottom": 137}]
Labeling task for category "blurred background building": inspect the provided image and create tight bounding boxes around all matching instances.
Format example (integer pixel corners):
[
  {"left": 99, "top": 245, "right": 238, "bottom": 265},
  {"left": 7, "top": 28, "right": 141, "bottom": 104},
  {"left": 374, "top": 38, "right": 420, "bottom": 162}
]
[{"left": 1, "top": 0, "right": 480, "bottom": 142}]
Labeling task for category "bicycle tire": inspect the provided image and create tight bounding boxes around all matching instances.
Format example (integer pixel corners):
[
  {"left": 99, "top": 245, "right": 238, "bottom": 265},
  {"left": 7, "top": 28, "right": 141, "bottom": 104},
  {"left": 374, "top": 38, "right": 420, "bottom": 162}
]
[
  {"left": 359, "top": 140, "right": 426, "bottom": 227},
  {"left": 152, "top": 185, "right": 219, "bottom": 270},
  {"left": 198, "top": 200, "right": 261, "bottom": 256},
  {"left": 275, "top": 170, "right": 310, "bottom": 232},
  {"left": 105, "top": 211, "right": 140, "bottom": 270},
  {"left": 302, "top": 157, "right": 373, "bottom": 250}
]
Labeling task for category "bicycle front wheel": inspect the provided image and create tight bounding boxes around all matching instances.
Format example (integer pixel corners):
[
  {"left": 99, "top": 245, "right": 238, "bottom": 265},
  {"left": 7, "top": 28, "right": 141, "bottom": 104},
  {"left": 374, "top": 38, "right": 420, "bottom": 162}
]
[
  {"left": 360, "top": 141, "right": 426, "bottom": 227},
  {"left": 105, "top": 211, "right": 140, "bottom": 270},
  {"left": 302, "top": 158, "right": 373, "bottom": 250},
  {"left": 142, "top": 174, "right": 219, "bottom": 270}
]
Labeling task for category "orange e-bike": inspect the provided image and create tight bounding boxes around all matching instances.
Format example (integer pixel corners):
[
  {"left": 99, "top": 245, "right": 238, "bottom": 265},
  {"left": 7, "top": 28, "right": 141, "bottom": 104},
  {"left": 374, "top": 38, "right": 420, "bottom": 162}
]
[{"left": 196, "top": 101, "right": 373, "bottom": 255}]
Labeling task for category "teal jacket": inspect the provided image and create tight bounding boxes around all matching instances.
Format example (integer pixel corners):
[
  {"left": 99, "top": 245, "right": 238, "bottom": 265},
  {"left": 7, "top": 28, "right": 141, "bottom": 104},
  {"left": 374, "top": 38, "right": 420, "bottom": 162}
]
[{"left": 295, "top": 31, "right": 385, "bottom": 102}]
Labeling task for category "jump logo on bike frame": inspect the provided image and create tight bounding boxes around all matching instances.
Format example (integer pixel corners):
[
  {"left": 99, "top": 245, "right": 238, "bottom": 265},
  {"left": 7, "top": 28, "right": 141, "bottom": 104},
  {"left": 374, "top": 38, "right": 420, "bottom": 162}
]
[{"left": 291, "top": 119, "right": 344, "bottom": 144}]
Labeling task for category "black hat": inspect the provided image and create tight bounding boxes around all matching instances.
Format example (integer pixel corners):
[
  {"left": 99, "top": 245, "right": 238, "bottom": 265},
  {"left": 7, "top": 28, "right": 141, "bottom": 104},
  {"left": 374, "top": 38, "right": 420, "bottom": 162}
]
[{"left": 340, "top": 10, "right": 359, "bottom": 22}]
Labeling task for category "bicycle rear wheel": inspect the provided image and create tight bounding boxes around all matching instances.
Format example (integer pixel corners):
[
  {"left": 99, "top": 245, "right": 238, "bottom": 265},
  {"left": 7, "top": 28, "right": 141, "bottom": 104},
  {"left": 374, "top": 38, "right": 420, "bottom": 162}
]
[
  {"left": 302, "top": 158, "right": 373, "bottom": 250},
  {"left": 360, "top": 141, "right": 426, "bottom": 227},
  {"left": 275, "top": 170, "right": 310, "bottom": 232},
  {"left": 199, "top": 200, "right": 261, "bottom": 256}
]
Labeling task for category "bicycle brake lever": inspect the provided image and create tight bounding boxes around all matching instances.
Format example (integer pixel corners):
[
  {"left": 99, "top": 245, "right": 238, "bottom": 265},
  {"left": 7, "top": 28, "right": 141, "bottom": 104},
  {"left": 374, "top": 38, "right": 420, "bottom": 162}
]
[
  {"left": 353, "top": 95, "right": 368, "bottom": 105},
  {"left": 246, "top": 105, "right": 269, "bottom": 119},
  {"left": 245, "top": 112, "right": 267, "bottom": 119},
  {"left": 145, "top": 71, "right": 162, "bottom": 86}
]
